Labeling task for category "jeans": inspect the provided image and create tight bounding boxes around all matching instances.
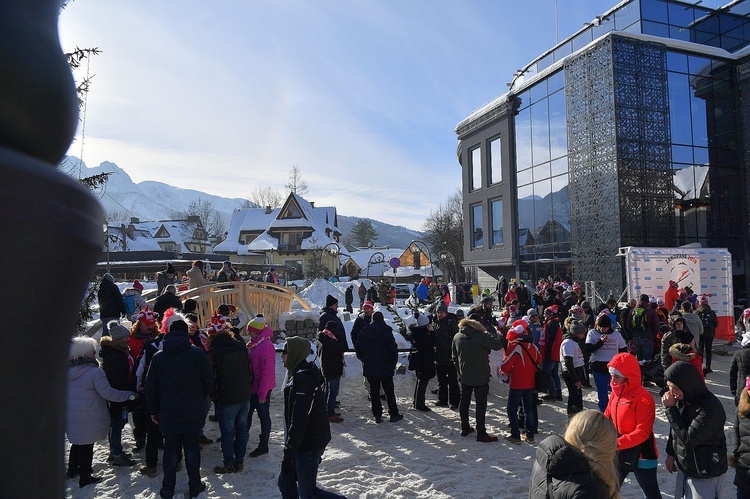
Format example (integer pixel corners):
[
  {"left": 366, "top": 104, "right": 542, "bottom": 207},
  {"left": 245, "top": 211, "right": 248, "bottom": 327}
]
[
  {"left": 634, "top": 335, "right": 654, "bottom": 362},
  {"left": 108, "top": 412, "right": 126, "bottom": 454},
  {"left": 325, "top": 376, "right": 341, "bottom": 416},
  {"left": 459, "top": 383, "right": 489, "bottom": 434},
  {"left": 592, "top": 370, "right": 611, "bottom": 412},
  {"left": 699, "top": 335, "right": 713, "bottom": 368},
  {"left": 248, "top": 391, "right": 272, "bottom": 446},
  {"left": 619, "top": 467, "right": 661, "bottom": 499},
  {"left": 217, "top": 401, "right": 250, "bottom": 467},
  {"left": 144, "top": 413, "right": 161, "bottom": 468},
  {"left": 162, "top": 430, "right": 202, "bottom": 496},
  {"left": 366, "top": 377, "right": 399, "bottom": 418},
  {"left": 278, "top": 446, "right": 346, "bottom": 499},
  {"left": 542, "top": 359, "right": 561, "bottom": 397},
  {"left": 435, "top": 364, "right": 460, "bottom": 407},
  {"left": 507, "top": 388, "right": 536, "bottom": 439}
]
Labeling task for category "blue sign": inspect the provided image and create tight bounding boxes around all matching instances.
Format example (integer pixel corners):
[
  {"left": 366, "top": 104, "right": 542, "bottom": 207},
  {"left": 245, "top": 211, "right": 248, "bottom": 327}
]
[{"left": 389, "top": 257, "right": 401, "bottom": 269}]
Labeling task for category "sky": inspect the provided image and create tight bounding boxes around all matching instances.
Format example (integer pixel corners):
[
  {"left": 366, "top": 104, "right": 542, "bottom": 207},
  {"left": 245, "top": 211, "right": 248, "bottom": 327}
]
[{"left": 58, "top": 0, "right": 728, "bottom": 231}]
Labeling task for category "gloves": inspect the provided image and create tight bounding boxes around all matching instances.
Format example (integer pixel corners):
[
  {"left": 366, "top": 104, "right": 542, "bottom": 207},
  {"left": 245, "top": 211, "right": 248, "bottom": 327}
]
[{"left": 281, "top": 457, "right": 295, "bottom": 477}]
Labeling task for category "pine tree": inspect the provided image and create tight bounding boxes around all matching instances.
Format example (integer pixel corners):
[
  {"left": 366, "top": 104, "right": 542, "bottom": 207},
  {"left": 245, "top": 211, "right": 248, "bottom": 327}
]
[
  {"left": 377, "top": 279, "right": 393, "bottom": 305},
  {"left": 350, "top": 219, "right": 379, "bottom": 247}
]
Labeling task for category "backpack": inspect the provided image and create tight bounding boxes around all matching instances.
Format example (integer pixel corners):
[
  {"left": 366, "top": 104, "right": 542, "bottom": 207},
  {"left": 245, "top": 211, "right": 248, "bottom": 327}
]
[
  {"left": 123, "top": 294, "right": 137, "bottom": 316},
  {"left": 699, "top": 310, "right": 714, "bottom": 332},
  {"left": 631, "top": 306, "right": 646, "bottom": 332}
]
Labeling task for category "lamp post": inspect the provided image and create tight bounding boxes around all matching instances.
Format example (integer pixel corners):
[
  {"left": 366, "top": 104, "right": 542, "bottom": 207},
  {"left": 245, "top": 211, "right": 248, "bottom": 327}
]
[
  {"left": 409, "top": 240, "right": 433, "bottom": 279},
  {"left": 438, "top": 250, "right": 458, "bottom": 283},
  {"left": 320, "top": 241, "right": 340, "bottom": 276},
  {"left": 366, "top": 251, "right": 385, "bottom": 278},
  {"left": 103, "top": 224, "right": 110, "bottom": 273}
]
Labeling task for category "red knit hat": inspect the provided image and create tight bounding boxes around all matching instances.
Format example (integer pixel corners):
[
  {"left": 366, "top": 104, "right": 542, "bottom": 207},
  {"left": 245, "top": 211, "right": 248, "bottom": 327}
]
[{"left": 133, "top": 279, "right": 144, "bottom": 291}]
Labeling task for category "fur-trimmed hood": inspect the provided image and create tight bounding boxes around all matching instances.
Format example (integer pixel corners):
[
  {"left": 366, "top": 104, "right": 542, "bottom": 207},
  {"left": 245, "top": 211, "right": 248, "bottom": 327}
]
[
  {"left": 458, "top": 318, "right": 486, "bottom": 335},
  {"left": 669, "top": 343, "right": 696, "bottom": 363},
  {"left": 99, "top": 335, "right": 130, "bottom": 354}
]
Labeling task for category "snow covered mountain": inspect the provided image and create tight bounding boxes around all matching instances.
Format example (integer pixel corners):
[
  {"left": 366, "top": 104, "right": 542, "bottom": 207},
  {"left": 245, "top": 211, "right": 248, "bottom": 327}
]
[{"left": 60, "top": 156, "right": 424, "bottom": 248}]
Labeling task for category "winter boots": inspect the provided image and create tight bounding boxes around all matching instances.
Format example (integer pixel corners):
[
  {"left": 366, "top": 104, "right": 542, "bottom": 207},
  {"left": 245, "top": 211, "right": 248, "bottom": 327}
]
[
  {"left": 108, "top": 452, "right": 136, "bottom": 466},
  {"left": 248, "top": 438, "right": 269, "bottom": 458}
]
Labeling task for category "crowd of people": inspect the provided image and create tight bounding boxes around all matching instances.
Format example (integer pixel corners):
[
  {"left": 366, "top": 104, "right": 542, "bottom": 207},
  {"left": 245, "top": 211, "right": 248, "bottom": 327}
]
[{"left": 69, "top": 274, "right": 750, "bottom": 498}]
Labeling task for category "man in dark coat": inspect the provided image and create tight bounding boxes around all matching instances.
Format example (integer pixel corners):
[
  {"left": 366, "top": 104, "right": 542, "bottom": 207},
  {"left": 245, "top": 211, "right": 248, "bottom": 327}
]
[
  {"left": 98, "top": 273, "right": 126, "bottom": 336},
  {"left": 407, "top": 314, "right": 436, "bottom": 411},
  {"left": 156, "top": 263, "right": 176, "bottom": 296},
  {"left": 208, "top": 328, "right": 251, "bottom": 474},
  {"left": 516, "top": 280, "right": 532, "bottom": 313},
  {"left": 355, "top": 312, "right": 402, "bottom": 423},
  {"left": 278, "top": 337, "right": 343, "bottom": 499},
  {"left": 145, "top": 316, "right": 214, "bottom": 498},
  {"left": 344, "top": 285, "right": 354, "bottom": 314},
  {"left": 317, "top": 321, "right": 347, "bottom": 423},
  {"left": 695, "top": 295, "right": 719, "bottom": 374},
  {"left": 730, "top": 332, "right": 750, "bottom": 406},
  {"left": 432, "top": 303, "right": 460, "bottom": 409},
  {"left": 318, "top": 295, "right": 347, "bottom": 346},
  {"left": 663, "top": 361, "right": 727, "bottom": 497},
  {"left": 153, "top": 285, "right": 183, "bottom": 321}
]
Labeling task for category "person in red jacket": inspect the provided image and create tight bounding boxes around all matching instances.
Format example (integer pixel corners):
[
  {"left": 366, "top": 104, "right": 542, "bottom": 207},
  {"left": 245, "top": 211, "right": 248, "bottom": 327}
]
[
  {"left": 539, "top": 305, "right": 563, "bottom": 401},
  {"left": 500, "top": 323, "right": 541, "bottom": 445},
  {"left": 664, "top": 280, "right": 680, "bottom": 313},
  {"left": 604, "top": 353, "right": 661, "bottom": 498}
]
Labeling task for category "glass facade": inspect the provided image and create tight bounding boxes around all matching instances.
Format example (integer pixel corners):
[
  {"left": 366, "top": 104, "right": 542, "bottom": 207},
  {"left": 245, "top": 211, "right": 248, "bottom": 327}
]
[
  {"left": 471, "top": 204, "right": 483, "bottom": 249},
  {"left": 515, "top": 71, "right": 570, "bottom": 279}
]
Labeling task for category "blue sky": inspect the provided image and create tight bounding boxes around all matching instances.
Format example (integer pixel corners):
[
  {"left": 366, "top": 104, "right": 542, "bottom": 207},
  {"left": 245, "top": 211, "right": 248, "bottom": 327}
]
[{"left": 59, "top": 0, "right": 726, "bottom": 231}]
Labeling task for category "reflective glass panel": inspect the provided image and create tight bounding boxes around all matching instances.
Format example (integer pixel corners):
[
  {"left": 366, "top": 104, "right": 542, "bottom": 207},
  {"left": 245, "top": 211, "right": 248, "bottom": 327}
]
[
  {"left": 554, "top": 43, "right": 571, "bottom": 63},
  {"left": 641, "top": 0, "right": 668, "bottom": 23},
  {"left": 489, "top": 137, "right": 502, "bottom": 185},
  {"left": 668, "top": 72, "right": 693, "bottom": 145},
  {"left": 531, "top": 99, "right": 550, "bottom": 164},
  {"left": 551, "top": 156, "right": 568, "bottom": 177},
  {"left": 690, "top": 90, "right": 709, "bottom": 148},
  {"left": 533, "top": 162, "right": 550, "bottom": 182},
  {"left": 694, "top": 147, "right": 709, "bottom": 165},
  {"left": 672, "top": 144, "right": 693, "bottom": 164},
  {"left": 551, "top": 174, "right": 570, "bottom": 242},
  {"left": 548, "top": 90, "right": 567, "bottom": 159},
  {"left": 669, "top": 24, "right": 692, "bottom": 42},
  {"left": 615, "top": 1, "right": 640, "bottom": 31},
  {"left": 533, "top": 180, "right": 553, "bottom": 237},
  {"left": 517, "top": 168, "right": 533, "bottom": 186},
  {"left": 572, "top": 29, "right": 593, "bottom": 52},
  {"left": 548, "top": 71, "right": 564, "bottom": 94},
  {"left": 516, "top": 107, "right": 532, "bottom": 171},
  {"left": 642, "top": 20, "right": 670, "bottom": 37},
  {"left": 668, "top": 1, "right": 694, "bottom": 28},
  {"left": 491, "top": 199, "right": 503, "bottom": 246},
  {"left": 688, "top": 55, "right": 712, "bottom": 75},
  {"left": 592, "top": 16, "right": 615, "bottom": 40},
  {"left": 471, "top": 204, "right": 483, "bottom": 249},
  {"left": 667, "top": 51, "right": 688, "bottom": 73},
  {"left": 518, "top": 185, "right": 534, "bottom": 236},
  {"left": 471, "top": 147, "right": 482, "bottom": 191}
]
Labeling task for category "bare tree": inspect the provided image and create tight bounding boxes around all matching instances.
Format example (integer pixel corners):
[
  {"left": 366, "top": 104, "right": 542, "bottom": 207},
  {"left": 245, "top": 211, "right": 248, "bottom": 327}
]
[
  {"left": 285, "top": 165, "right": 309, "bottom": 196},
  {"left": 424, "top": 189, "right": 465, "bottom": 281},
  {"left": 247, "top": 185, "right": 283, "bottom": 208},
  {"left": 105, "top": 210, "right": 130, "bottom": 223},
  {"left": 176, "top": 199, "right": 227, "bottom": 243}
]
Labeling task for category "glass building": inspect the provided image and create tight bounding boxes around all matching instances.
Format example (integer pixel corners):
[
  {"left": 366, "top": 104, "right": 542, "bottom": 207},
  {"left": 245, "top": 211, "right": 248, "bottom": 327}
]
[{"left": 456, "top": 0, "right": 750, "bottom": 300}]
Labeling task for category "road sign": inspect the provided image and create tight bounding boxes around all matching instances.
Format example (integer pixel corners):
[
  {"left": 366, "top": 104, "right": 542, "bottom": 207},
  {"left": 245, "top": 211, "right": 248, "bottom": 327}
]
[{"left": 389, "top": 257, "right": 401, "bottom": 269}]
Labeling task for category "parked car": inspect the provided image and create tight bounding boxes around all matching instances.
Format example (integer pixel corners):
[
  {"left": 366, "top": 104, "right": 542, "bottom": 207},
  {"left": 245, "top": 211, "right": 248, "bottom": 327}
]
[{"left": 393, "top": 284, "right": 411, "bottom": 299}]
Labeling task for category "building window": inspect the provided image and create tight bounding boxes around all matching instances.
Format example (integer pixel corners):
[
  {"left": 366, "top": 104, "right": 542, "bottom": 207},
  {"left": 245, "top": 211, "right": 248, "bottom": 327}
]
[
  {"left": 470, "top": 147, "right": 482, "bottom": 191},
  {"left": 471, "top": 203, "right": 483, "bottom": 249},
  {"left": 489, "top": 137, "right": 502, "bottom": 184},
  {"left": 491, "top": 199, "right": 503, "bottom": 246}
]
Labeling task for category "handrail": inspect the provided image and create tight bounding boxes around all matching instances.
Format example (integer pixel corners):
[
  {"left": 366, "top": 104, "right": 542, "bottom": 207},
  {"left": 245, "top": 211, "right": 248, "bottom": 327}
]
[{"left": 83, "top": 281, "right": 312, "bottom": 337}]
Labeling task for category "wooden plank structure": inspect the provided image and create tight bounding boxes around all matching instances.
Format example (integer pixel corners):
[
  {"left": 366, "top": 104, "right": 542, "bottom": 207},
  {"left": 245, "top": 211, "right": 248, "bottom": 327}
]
[{"left": 85, "top": 281, "right": 312, "bottom": 336}]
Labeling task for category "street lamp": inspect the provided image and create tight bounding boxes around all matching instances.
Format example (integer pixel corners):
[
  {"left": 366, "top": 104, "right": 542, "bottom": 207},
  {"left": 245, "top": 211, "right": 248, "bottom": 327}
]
[
  {"left": 438, "top": 250, "right": 458, "bottom": 282},
  {"left": 409, "top": 240, "right": 433, "bottom": 279},
  {"left": 320, "top": 241, "right": 340, "bottom": 276},
  {"left": 366, "top": 251, "right": 385, "bottom": 278}
]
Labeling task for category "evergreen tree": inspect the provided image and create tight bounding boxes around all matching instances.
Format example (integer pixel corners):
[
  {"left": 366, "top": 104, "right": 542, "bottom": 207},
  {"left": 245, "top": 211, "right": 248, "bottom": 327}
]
[
  {"left": 378, "top": 279, "right": 393, "bottom": 305},
  {"left": 350, "top": 219, "right": 379, "bottom": 247}
]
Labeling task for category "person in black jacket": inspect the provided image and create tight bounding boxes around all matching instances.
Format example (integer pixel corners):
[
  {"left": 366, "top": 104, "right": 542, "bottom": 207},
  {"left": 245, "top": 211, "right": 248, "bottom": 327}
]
[
  {"left": 145, "top": 315, "right": 214, "bottom": 499},
  {"left": 207, "top": 327, "right": 251, "bottom": 474},
  {"left": 407, "top": 314, "right": 436, "bottom": 412},
  {"left": 278, "top": 337, "right": 344, "bottom": 499},
  {"left": 516, "top": 280, "right": 532, "bottom": 313},
  {"left": 319, "top": 295, "right": 347, "bottom": 343},
  {"left": 732, "top": 376, "right": 750, "bottom": 499},
  {"left": 663, "top": 361, "right": 728, "bottom": 498},
  {"left": 355, "top": 311, "right": 403, "bottom": 423},
  {"left": 317, "top": 321, "right": 347, "bottom": 423},
  {"left": 99, "top": 323, "right": 136, "bottom": 466},
  {"left": 153, "top": 285, "right": 182, "bottom": 321},
  {"left": 529, "top": 410, "right": 619, "bottom": 498},
  {"left": 695, "top": 296, "right": 719, "bottom": 374},
  {"left": 98, "top": 273, "right": 126, "bottom": 336},
  {"left": 344, "top": 285, "right": 354, "bottom": 314},
  {"left": 433, "top": 303, "right": 460, "bottom": 409}
]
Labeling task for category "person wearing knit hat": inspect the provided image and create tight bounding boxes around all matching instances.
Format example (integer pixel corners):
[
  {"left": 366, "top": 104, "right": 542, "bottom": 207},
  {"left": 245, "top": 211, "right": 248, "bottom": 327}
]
[
  {"left": 278, "top": 336, "right": 341, "bottom": 498},
  {"left": 66, "top": 336, "right": 136, "bottom": 487},
  {"left": 730, "top": 333, "right": 750, "bottom": 406},
  {"left": 317, "top": 320, "right": 347, "bottom": 423},
  {"left": 540, "top": 304, "right": 563, "bottom": 403},
  {"left": 156, "top": 263, "right": 177, "bottom": 296},
  {"left": 99, "top": 323, "right": 138, "bottom": 467},
  {"left": 585, "top": 311, "right": 627, "bottom": 412},
  {"left": 98, "top": 272, "right": 127, "bottom": 337},
  {"left": 560, "top": 321, "right": 587, "bottom": 417},
  {"left": 664, "top": 279, "right": 680, "bottom": 312},
  {"left": 695, "top": 295, "right": 718, "bottom": 376},
  {"left": 500, "top": 319, "right": 541, "bottom": 444},
  {"left": 355, "top": 312, "right": 403, "bottom": 423},
  {"left": 133, "top": 279, "right": 144, "bottom": 291},
  {"left": 246, "top": 313, "right": 276, "bottom": 458},
  {"left": 662, "top": 361, "right": 727, "bottom": 497},
  {"left": 319, "top": 295, "right": 347, "bottom": 351},
  {"left": 145, "top": 310, "right": 214, "bottom": 498}
]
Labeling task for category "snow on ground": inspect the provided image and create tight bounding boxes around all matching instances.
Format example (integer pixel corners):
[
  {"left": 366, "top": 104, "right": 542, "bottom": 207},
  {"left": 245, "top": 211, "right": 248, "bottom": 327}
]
[{"left": 69, "top": 280, "right": 742, "bottom": 498}]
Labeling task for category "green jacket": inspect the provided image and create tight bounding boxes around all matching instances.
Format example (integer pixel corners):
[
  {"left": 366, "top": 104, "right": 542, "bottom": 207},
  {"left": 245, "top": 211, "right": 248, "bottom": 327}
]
[{"left": 452, "top": 319, "right": 504, "bottom": 386}]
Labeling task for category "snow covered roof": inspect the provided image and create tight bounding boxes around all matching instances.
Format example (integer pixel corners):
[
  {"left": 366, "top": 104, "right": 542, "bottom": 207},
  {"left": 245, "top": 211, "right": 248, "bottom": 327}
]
[
  {"left": 674, "top": 164, "right": 709, "bottom": 200},
  {"left": 104, "top": 218, "right": 211, "bottom": 254},
  {"left": 216, "top": 193, "right": 341, "bottom": 255}
]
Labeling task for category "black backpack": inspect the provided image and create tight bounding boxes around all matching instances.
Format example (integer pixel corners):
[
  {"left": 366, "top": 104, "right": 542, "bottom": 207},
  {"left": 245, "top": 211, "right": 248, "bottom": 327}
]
[
  {"left": 631, "top": 307, "right": 647, "bottom": 332},
  {"left": 699, "top": 310, "right": 714, "bottom": 331}
]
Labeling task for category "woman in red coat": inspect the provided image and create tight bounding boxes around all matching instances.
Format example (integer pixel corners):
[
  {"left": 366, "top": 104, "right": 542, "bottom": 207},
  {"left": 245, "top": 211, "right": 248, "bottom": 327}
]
[{"left": 605, "top": 353, "right": 661, "bottom": 498}]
